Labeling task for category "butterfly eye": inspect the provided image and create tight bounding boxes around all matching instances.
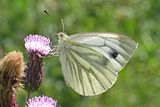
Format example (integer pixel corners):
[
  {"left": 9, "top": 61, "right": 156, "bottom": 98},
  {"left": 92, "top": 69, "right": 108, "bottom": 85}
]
[
  {"left": 57, "top": 32, "right": 64, "bottom": 37},
  {"left": 57, "top": 32, "right": 68, "bottom": 41}
]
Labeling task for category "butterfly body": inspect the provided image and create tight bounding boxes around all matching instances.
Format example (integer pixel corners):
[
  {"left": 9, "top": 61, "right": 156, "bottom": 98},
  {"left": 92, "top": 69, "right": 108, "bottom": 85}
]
[{"left": 56, "top": 32, "right": 138, "bottom": 96}]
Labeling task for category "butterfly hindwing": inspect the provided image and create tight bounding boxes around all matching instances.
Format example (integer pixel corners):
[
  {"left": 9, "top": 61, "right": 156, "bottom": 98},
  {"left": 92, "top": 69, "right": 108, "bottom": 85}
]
[{"left": 60, "top": 42, "right": 118, "bottom": 96}]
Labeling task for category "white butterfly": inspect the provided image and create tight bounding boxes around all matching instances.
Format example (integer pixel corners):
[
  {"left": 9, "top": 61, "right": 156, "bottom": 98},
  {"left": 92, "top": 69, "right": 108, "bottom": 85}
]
[{"left": 52, "top": 32, "right": 138, "bottom": 96}]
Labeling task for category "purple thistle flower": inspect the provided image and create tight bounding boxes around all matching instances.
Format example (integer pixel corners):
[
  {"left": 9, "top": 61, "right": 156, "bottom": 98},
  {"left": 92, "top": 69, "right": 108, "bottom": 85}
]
[
  {"left": 27, "top": 96, "right": 57, "bottom": 107},
  {"left": 24, "top": 34, "right": 51, "bottom": 57},
  {"left": 23, "top": 35, "right": 52, "bottom": 93}
]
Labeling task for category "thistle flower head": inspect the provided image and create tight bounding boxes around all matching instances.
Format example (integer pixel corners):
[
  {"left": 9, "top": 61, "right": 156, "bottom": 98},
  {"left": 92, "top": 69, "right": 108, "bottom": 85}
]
[
  {"left": 0, "top": 51, "right": 25, "bottom": 107},
  {"left": 0, "top": 51, "right": 25, "bottom": 91},
  {"left": 24, "top": 35, "right": 51, "bottom": 57},
  {"left": 24, "top": 35, "right": 50, "bottom": 92},
  {"left": 27, "top": 96, "right": 57, "bottom": 107}
]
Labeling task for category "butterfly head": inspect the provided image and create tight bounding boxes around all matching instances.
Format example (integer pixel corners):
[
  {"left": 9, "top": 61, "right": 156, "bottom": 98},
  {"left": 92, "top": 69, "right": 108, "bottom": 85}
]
[{"left": 57, "top": 32, "right": 68, "bottom": 41}]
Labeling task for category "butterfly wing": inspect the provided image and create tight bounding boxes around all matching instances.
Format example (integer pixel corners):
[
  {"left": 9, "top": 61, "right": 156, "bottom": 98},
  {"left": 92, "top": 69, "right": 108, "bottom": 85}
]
[
  {"left": 59, "top": 32, "right": 138, "bottom": 96},
  {"left": 68, "top": 32, "right": 138, "bottom": 71}
]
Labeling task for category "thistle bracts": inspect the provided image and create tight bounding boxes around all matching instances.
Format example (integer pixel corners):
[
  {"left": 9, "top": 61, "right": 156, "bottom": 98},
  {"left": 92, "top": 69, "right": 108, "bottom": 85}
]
[{"left": 24, "top": 53, "right": 43, "bottom": 91}]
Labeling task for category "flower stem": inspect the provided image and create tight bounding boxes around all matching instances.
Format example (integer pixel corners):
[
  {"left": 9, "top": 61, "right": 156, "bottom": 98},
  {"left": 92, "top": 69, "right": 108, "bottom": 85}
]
[{"left": 26, "top": 89, "right": 31, "bottom": 107}]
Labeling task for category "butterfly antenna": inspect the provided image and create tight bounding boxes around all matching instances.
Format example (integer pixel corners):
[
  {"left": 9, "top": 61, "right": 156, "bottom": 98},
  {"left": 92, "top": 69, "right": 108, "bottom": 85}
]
[
  {"left": 61, "top": 18, "right": 65, "bottom": 32},
  {"left": 44, "top": 9, "right": 55, "bottom": 21},
  {"left": 44, "top": 9, "right": 49, "bottom": 15},
  {"left": 44, "top": 9, "right": 65, "bottom": 33},
  {"left": 44, "top": 9, "right": 57, "bottom": 39}
]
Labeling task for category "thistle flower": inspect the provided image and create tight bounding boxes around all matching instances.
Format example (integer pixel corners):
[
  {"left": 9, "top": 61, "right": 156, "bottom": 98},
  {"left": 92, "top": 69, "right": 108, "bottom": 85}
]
[
  {"left": 27, "top": 96, "right": 57, "bottom": 107},
  {"left": 24, "top": 34, "right": 51, "bottom": 57},
  {"left": 24, "top": 35, "right": 51, "bottom": 92},
  {"left": 0, "top": 51, "right": 25, "bottom": 107}
]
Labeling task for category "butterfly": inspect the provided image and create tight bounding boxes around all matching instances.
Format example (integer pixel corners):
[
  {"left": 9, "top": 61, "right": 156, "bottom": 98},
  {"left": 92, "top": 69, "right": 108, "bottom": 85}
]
[{"left": 52, "top": 32, "right": 138, "bottom": 96}]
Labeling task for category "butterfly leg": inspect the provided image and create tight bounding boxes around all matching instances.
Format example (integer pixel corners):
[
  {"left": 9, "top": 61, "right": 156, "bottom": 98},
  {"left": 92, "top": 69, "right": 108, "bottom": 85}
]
[{"left": 49, "top": 45, "right": 60, "bottom": 56}]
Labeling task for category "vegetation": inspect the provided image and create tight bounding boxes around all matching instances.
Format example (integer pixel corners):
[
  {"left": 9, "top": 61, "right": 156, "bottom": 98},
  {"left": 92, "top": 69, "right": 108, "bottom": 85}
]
[{"left": 0, "top": 0, "right": 159, "bottom": 107}]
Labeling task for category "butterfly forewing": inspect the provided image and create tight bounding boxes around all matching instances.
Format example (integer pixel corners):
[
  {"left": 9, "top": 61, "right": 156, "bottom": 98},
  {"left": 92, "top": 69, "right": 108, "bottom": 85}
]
[
  {"left": 68, "top": 32, "right": 138, "bottom": 71},
  {"left": 59, "top": 32, "right": 138, "bottom": 96}
]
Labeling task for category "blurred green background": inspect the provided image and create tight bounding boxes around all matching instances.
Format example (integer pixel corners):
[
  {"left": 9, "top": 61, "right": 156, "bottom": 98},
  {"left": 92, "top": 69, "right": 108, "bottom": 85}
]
[{"left": 0, "top": 0, "right": 160, "bottom": 107}]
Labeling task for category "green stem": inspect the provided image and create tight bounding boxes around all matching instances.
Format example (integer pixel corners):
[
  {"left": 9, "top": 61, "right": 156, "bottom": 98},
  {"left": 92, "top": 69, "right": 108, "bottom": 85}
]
[
  {"left": 26, "top": 89, "right": 31, "bottom": 105},
  {"left": 27, "top": 89, "right": 30, "bottom": 100}
]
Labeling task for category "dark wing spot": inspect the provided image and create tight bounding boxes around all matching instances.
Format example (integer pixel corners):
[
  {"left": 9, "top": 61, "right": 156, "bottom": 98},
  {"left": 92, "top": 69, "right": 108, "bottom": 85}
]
[
  {"left": 110, "top": 50, "right": 118, "bottom": 59},
  {"left": 102, "top": 59, "right": 108, "bottom": 66}
]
